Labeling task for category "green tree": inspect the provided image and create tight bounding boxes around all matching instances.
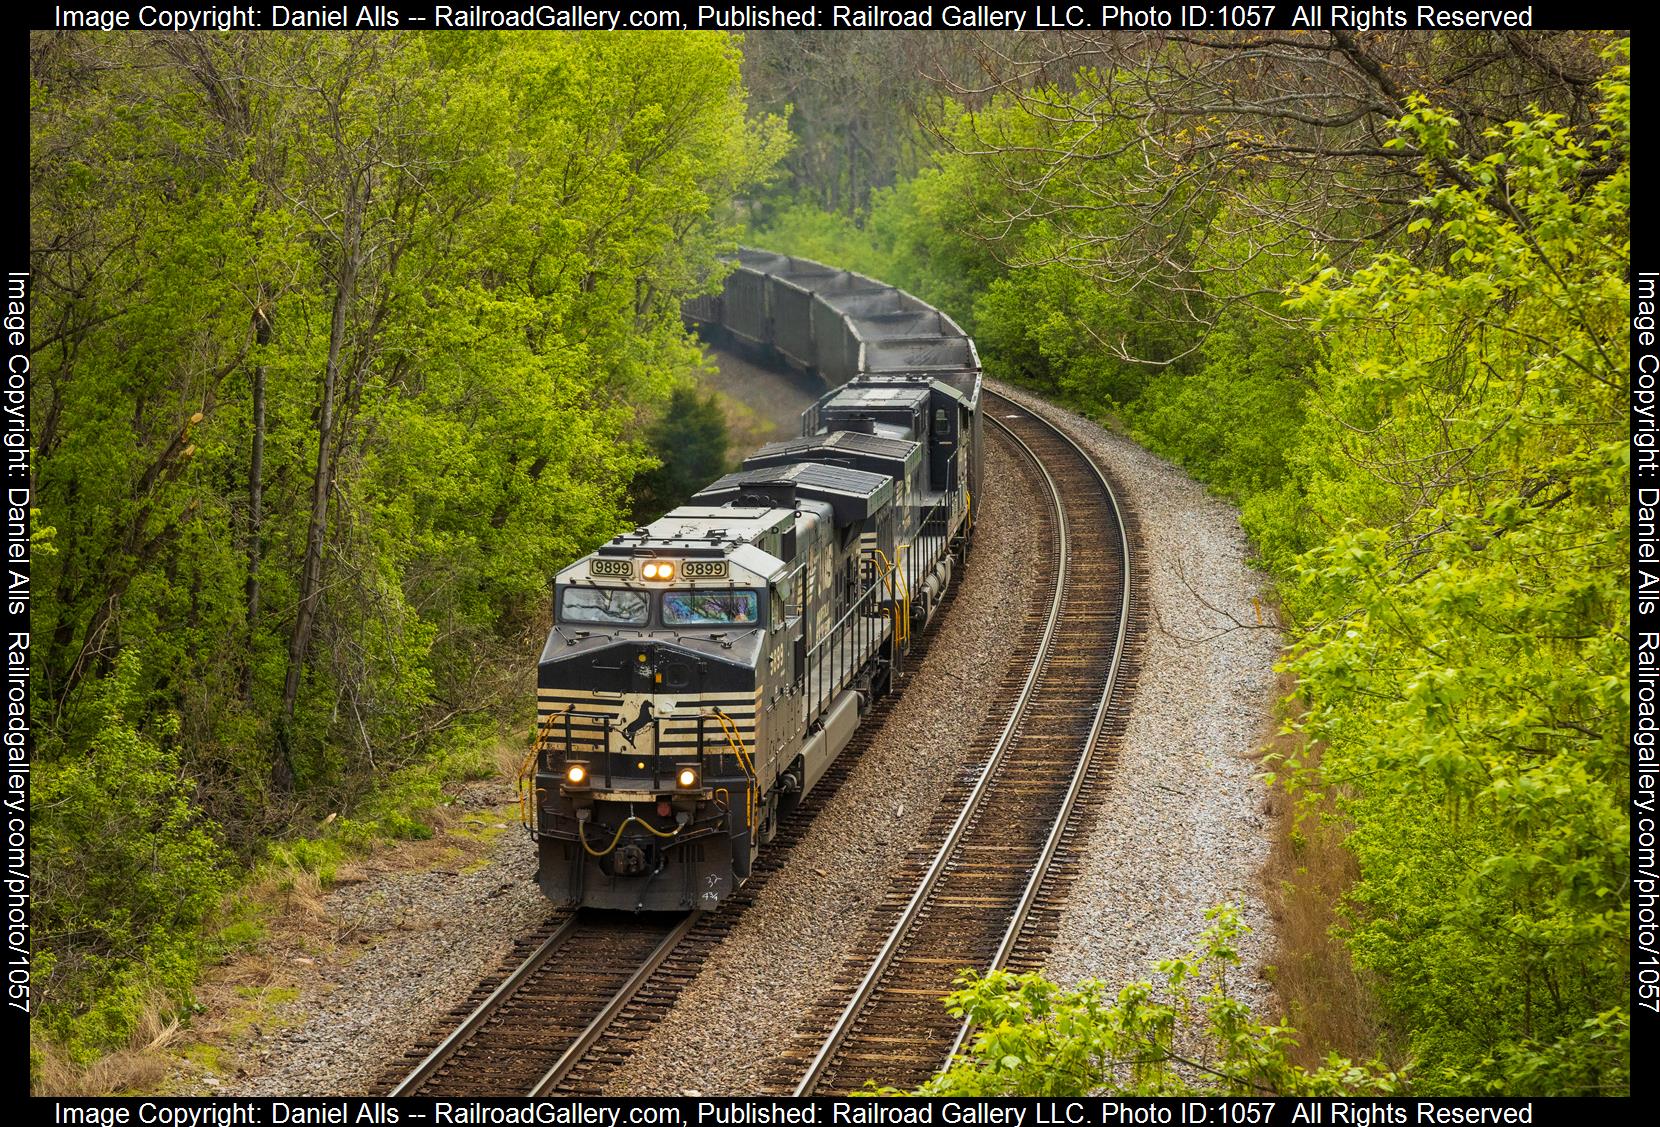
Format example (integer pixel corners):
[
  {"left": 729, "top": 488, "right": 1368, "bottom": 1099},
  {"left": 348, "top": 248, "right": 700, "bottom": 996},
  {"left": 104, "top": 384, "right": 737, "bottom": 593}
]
[
  {"left": 29, "top": 28, "right": 785, "bottom": 1067},
  {"left": 1274, "top": 43, "right": 1630, "bottom": 1092},
  {"left": 632, "top": 386, "right": 733, "bottom": 520}
]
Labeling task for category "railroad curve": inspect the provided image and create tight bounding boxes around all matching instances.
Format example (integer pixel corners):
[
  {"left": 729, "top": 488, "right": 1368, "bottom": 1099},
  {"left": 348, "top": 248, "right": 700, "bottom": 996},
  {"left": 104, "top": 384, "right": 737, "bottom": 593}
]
[{"left": 778, "top": 390, "right": 1141, "bottom": 1095}]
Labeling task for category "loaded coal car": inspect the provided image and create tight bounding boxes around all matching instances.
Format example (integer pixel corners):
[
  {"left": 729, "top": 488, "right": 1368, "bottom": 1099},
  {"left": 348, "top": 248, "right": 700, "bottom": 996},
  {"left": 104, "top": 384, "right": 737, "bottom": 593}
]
[{"left": 529, "top": 252, "right": 982, "bottom": 911}]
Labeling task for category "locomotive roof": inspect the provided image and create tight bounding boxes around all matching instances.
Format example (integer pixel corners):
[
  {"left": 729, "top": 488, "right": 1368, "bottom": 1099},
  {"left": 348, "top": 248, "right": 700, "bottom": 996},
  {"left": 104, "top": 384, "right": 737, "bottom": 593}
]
[
  {"left": 824, "top": 382, "right": 932, "bottom": 410},
  {"left": 696, "top": 461, "right": 893, "bottom": 527},
  {"left": 560, "top": 504, "right": 797, "bottom": 589},
  {"left": 599, "top": 506, "right": 793, "bottom": 553},
  {"left": 746, "top": 428, "right": 920, "bottom": 468},
  {"left": 849, "top": 370, "right": 978, "bottom": 407}
]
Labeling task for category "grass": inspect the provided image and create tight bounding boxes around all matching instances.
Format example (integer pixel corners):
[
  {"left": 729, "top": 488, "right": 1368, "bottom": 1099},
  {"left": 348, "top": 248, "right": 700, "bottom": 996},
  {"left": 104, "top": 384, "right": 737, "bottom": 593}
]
[{"left": 32, "top": 995, "right": 182, "bottom": 1096}]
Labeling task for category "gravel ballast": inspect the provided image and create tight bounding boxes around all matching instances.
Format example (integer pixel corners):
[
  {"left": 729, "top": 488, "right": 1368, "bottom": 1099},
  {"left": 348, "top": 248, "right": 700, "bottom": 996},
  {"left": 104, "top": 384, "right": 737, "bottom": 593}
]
[
  {"left": 213, "top": 791, "right": 550, "bottom": 1096},
  {"left": 988, "top": 380, "right": 1281, "bottom": 1014}
]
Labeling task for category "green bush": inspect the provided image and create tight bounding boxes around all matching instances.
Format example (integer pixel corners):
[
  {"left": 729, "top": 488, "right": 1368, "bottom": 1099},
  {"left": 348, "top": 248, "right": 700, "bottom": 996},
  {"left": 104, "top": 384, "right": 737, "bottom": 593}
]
[
  {"left": 887, "top": 907, "right": 1400, "bottom": 1097},
  {"left": 32, "top": 656, "right": 231, "bottom": 1062}
]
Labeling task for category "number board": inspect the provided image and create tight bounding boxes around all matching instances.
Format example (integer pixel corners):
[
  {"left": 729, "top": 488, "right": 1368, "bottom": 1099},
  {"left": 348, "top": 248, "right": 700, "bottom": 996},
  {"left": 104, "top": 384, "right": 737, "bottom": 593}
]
[
  {"left": 589, "top": 558, "right": 632, "bottom": 579},
  {"left": 681, "top": 560, "right": 728, "bottom": 580}
]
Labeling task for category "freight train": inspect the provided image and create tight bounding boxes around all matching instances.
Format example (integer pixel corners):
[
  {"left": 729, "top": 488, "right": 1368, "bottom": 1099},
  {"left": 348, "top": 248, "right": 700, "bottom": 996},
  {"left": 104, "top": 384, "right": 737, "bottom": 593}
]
[{"left": 528, "top": 251, "right": 983, "bottom": 912}]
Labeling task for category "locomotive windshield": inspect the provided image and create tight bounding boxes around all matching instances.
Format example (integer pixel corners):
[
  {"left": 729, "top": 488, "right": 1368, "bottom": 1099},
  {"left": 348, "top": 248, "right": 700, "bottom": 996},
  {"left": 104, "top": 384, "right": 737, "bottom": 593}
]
[
  {"left": 662, "top": 590, "right": 761, "bottom": 626},
  {"left": 559, "top": 586, "right": 649, "bottom": 625}
]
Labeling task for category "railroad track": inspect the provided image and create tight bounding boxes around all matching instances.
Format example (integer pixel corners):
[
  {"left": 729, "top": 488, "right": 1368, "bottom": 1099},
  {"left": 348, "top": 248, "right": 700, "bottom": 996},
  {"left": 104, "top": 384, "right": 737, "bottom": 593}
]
[
  {"left": 385, "top": 911, "right": 697, "bottom": 1096},
  {"left": 775, "top": 389, "right": 1140, "bottom": 1095},
  {"left": 382, "top": 568, "right": 968, "bottom": 1098}
]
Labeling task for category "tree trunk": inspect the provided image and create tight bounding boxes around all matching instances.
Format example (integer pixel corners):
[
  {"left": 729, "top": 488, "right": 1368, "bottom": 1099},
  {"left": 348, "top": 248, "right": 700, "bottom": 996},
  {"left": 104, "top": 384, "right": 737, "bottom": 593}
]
[
  {"left": 243, "top": 298, "right": 269, "bottom": 701},
  {"left": 277, "top": 209, "right": 359, "bottom": 789}
]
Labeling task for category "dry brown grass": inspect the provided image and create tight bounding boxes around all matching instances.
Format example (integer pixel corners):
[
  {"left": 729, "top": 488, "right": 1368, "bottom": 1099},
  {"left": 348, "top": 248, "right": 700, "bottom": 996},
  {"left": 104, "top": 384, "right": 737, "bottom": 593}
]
[
  {"left": 242, "top": 864, "right": 329, "bottom": 923},
  {"left": 488, "top": 727, "right": 535, "bottom": 789},
  {"left": 1258, "top": 672, "right": 1395, "bottom": 1069},
  {"left": 32, "top": 996, "right": 180, "bottom": 1096}
]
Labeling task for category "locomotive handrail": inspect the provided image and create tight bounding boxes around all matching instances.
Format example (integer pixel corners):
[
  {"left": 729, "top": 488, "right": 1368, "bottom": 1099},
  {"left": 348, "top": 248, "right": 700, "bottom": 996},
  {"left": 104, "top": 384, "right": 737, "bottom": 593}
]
[
  {"left": 520, "top": 710, "right": 561, "bottom": 828},
  {"left": 516, "top": 743, "right": 540, "bottom": 829},
  {"left": 707, "top": 707, "right": 757, "bottom": 830},
  {"left": 863, "top": 546, "right": 909, "bottom": 647},
  {"left": 524, "top": 707, "right": 609, "bottom": 831},
  {"left": 802, "top": 578, "right": 885, "bottom": 719}
]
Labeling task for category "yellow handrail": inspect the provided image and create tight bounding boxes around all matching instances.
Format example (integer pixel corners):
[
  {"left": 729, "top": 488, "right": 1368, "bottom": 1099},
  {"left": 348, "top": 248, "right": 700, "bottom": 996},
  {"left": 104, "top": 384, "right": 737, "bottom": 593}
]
[
  {"left": 896, "top": 543, "right": 911, "bottom": 645},
  {"left": 865, "top": 546, "right": 910, "bottom": 645},
  {"left": 517, "top": 744, "right": 540, "bottom": 827},
  {"left": 706, "top": 708, "right": 757, "bottom": 831},
  {"left": 519, "top": 708, "right": 566, "bottom": 827}
]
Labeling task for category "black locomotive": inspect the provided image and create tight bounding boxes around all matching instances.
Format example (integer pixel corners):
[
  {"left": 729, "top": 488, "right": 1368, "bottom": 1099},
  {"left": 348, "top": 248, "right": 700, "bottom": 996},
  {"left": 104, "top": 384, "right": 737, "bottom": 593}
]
[{"left": 528, "top": 251, "right": 983, "bottom": 911}]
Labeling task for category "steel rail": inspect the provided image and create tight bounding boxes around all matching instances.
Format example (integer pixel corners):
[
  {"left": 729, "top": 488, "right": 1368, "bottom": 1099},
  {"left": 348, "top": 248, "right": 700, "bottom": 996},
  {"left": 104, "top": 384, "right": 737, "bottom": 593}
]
[
  {"left": 941, "top": 396, "right": 1134, "bottom": 1068},
  {"left": 528, "top": 910, "right": 704, "bottom": 1095},
  {"left": 390, "top": 910, "right": 702, "bottom": 1097},
  {"left": 388, "top": 913, "right": 580, "bottom": 1096},
  {"left": 793, "top": 395, "right": 1119, "bottom": 1095}
]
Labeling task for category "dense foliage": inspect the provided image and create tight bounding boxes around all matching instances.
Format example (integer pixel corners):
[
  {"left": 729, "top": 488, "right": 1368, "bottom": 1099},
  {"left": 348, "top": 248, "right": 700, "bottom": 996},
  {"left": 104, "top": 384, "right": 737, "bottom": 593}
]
[
  {"left": 889, "top": 908, "right": 1398, "bottom": 1097},
  {"left": 29, "top": 29, "right": 784, "bottom": 1065},
  {"left": 755, "top": 36, "right": 1629, "bottom": 1094},
  {"left": 1276, "top": 74, "right": 1630, "bottom": 1091},
  {"left": 630, "top": 385, "right": 734, "bottom": 520}
]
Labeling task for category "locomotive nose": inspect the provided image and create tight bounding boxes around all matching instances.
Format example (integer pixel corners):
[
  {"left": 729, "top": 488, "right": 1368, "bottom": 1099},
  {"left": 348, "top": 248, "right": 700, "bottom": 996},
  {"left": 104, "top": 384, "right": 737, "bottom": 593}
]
[{"left": 630, "top": 642, "right": 697, "bottom": 693}]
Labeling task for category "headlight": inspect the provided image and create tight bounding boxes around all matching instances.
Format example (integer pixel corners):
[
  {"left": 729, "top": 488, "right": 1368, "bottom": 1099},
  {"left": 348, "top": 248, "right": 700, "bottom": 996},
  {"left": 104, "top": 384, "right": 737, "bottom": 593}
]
[
  {"left": 642, "top": 560, "right": 676, "bottom": 581},
  {"left": 566, "top": 764, "right": 589, "bottom": 786},
  {"left": 676, "top": 767, "right": 699, "bottom": 789}
]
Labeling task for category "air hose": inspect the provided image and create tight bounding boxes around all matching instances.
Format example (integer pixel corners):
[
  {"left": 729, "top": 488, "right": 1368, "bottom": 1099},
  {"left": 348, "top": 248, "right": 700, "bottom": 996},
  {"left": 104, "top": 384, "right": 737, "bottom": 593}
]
[{"left": 577, "top": 814, "right": 684, "bottom": 858}]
